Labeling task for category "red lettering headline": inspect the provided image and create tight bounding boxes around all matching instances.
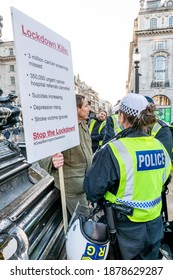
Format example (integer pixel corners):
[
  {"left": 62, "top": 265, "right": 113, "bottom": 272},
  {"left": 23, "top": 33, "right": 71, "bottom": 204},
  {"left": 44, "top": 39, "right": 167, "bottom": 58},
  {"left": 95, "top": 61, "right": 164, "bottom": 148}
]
[
  {"left": 22, "top": 25, "right": 69, "bottom": 56},
  {"left": 33, "top": 126, "right": 75, "bottom": 140}
]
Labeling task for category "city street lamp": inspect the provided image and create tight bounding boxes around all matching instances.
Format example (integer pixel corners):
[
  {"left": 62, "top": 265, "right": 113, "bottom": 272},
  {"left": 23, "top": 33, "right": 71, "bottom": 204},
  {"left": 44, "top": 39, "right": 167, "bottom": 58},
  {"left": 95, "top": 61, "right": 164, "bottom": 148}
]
[{"left": 133, "top": 48, "right": 141, "bottom": 94}]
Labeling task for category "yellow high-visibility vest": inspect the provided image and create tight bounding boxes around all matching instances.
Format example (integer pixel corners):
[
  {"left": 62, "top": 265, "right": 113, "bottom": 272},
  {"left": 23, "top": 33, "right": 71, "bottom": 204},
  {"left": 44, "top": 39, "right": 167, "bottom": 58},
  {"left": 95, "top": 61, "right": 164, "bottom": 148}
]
[
  {"left": 151, "top": 120, "right": 173, "bottom": 170},
  {"left": 111, "top": 114, "right": 122, "bottom": 135},
  {"left": 104, "top": 136, "right": 171, "bottom": 222},
  {"left": 89, "top": 119, "right": 96, "bottom": 134},
  {"left": 89, "top": 119, "right": 106, "bottom": 146}
]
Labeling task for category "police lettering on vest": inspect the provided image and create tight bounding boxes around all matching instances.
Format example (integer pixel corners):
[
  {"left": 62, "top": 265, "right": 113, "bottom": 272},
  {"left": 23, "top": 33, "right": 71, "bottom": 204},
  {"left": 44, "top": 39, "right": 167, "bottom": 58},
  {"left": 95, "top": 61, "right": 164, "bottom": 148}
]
[{"left": 136, "top": 150, "right": 165, "bottom": 171}]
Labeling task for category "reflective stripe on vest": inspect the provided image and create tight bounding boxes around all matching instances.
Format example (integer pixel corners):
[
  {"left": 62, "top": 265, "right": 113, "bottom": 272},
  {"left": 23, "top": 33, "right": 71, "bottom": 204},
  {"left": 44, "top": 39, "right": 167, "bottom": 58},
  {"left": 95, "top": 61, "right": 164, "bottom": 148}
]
[
  {"left": 151, "top": 122, "right": 162, "bottom": 137},
  {"left": 104, "top": 136, "right": 171, "bottom": 222},
  {"left": 89, "top": 119, "right": 106, "bottom": 146},
  {"left": 151, "top": 121, "right": 173, "bottom": 166},
  {"left": 89, "top": 119, "right": 96, "bottom": 134},
  {"left": 151, "top": 121, "right": 173, "bottom": 137},
  {"left": 111, "top": 114, "right": 122, "bottom": 135},
  {"left": 98, "top": 120, "right": 106, "bottom": 146}
]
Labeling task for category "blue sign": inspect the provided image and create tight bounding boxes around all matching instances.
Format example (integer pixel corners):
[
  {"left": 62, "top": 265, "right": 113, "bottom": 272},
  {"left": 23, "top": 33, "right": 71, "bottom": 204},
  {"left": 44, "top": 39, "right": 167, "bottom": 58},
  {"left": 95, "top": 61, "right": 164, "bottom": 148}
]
[{"left": 136, "top": 150, "right": 165, "bottom": 171}]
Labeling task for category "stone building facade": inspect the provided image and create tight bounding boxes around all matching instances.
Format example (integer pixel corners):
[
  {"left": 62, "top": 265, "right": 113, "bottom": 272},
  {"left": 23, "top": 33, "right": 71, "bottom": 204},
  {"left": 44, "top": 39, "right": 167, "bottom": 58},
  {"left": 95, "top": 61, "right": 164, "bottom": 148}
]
[
  {"left": 127, "top": 0, "right": 173, "bottom": 123},
  {"left": 74, "top": 74, "right": 100, "bottom": 114},
  {"left": 74, "top": 74, "right": 112, "bottom": 115},
  {"left": 0, "top": 41, "right": 19, "bottom": 99}
]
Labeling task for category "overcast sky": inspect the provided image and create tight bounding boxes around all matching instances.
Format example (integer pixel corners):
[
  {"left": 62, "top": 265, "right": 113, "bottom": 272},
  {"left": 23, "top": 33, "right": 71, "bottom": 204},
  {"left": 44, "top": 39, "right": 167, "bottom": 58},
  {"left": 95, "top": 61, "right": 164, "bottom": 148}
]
[{"left": 1, "top": 0, "right": 143, "bottom": 105}]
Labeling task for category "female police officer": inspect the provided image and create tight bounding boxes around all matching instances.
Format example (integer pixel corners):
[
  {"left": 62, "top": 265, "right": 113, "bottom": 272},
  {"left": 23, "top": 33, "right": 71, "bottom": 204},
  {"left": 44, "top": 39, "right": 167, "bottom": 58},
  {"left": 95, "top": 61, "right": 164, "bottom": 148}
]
[{"left": 83, "top": 93, "right": 171, "bottom": 260}]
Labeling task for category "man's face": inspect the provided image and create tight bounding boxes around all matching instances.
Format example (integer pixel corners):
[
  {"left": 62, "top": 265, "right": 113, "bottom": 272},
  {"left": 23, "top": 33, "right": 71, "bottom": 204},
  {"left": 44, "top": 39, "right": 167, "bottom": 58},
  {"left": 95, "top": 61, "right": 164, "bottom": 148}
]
[
  {"left": 98, "top": 111, "right": 107, "bottom": 121},
  {"left": 77, "top": 98, "right": 90, "bottom": 121}
]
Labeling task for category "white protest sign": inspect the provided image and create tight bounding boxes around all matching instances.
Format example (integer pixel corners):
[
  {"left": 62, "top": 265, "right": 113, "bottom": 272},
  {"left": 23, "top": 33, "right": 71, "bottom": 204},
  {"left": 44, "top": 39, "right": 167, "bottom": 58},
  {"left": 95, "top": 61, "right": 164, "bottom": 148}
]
[{"left": 11, "top": 7, "right": 79, "bottom": 163}]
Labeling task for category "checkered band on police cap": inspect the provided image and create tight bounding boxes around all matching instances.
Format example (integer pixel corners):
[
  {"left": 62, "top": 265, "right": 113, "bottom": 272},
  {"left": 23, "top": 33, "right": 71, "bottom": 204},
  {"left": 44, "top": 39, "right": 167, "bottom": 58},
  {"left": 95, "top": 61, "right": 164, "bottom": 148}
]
[
  {"left": 119, "top": 103, "right": 139, "bottom": 117},
  {"left": 119, "top": 93, "right": 149, "bottom": 118}
]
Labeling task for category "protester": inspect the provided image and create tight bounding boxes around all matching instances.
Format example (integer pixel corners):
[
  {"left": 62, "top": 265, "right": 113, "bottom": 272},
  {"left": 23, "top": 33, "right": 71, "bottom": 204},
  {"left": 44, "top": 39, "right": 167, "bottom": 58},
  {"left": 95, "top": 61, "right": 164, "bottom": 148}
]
[
  {"left": 84, "top": 93, "right": 171, "bottom": 260},
  {"left": 39, "top": 94, "right": 93, "bottom": 217},
  {"left": 102, "top": 100, "right": 122, "bottom": 145},
  {"left": 89, "top": 110, "right": 107, "bottom": 153}
]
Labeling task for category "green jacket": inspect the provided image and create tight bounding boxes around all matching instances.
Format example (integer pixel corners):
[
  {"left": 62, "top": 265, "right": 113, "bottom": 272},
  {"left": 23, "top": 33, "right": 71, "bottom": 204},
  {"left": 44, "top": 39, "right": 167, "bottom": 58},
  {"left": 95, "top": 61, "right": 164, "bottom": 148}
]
[{"left": 39, "top": 121, "right": 93, "bottom": 195}]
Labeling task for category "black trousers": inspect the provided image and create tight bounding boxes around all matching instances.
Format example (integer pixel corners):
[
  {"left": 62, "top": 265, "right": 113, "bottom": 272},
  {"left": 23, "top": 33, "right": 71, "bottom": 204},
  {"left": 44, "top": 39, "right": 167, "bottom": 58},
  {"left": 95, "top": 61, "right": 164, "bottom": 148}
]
[{"left": 115, "top": 215, "right": 163, "bottom": 260}]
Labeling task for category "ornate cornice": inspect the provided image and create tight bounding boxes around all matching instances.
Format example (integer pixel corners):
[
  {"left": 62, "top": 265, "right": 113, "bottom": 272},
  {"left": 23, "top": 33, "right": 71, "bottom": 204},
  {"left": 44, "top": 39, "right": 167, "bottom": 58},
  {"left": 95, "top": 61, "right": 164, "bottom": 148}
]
[
  {"left": 141, "top": 11, "right": 173, "bottom": 18},
  {"left": 135, "top": 27, "right": 173, "bottom": 36},
  {"left": 0, "top": 56, "right": 16, "bottom": 62}
]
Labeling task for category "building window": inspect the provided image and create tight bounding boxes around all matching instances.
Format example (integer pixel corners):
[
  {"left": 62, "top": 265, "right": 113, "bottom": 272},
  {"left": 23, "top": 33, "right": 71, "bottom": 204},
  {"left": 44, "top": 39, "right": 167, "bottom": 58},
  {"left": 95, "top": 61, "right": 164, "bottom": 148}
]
[
  {"left": 9, "top": 65, "right": 15, "bottom": 72},
  {"left": 167, "top": 1, "right": 173, "bottom": 7},
  {"left": 147, "top": 1, "right": 160, "bottom": 8},
  {"left": 151, "top": 55, "right": 170, "bottom": 88},
  {"left": 10, "top": 76, "right": 15, "bottom": 85},
  {"left": 153, "top": 40, "right": 167, "bottom": 51},
  {"left": 9, "top": 48, "right": 14, "bottom": 56},
  {"left": 169, "top": 16, "right": 173, "bottom": 27},
  {"left": 154, "top": 56, "right": 166, "bottom": 81},
  {"left": 153, "top": 95, "right": 171, "bottom": 106},
  {"left": 150, "top": 18, "right": 157, "bottom": 29}
]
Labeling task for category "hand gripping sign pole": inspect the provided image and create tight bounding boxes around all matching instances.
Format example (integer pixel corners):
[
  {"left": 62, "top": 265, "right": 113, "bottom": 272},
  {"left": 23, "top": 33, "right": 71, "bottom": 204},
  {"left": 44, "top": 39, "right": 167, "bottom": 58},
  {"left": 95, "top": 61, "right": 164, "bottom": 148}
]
[{"left": 58, "top": 166, "right": 68, "bottom": 234}]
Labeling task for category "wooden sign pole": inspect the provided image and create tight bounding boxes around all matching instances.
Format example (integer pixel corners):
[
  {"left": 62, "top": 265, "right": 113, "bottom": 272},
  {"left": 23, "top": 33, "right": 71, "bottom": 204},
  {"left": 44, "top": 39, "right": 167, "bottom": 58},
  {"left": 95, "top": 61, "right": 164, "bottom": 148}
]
[{"left": 58, "top": 166, "right": 68, "bottom": 234}]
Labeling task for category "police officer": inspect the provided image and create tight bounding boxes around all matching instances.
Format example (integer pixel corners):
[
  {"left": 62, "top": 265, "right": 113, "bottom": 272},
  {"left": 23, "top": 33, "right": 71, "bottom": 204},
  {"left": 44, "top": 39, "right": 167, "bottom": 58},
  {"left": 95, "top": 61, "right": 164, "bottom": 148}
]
[
  {"left": 145, "top": 96, "right": 173, "bottom": 160},
  {"left": 145, "top": 96, "right": 173, "bottom": 222},
  {"left": 102, "top": 101, "right": 122, "bottom": 145},
  {"left": 84, "top": 93, "right": 171, "bottom": 260},
  {"left": 89, "top": 110, "right": 107, "bottom": 153}
]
